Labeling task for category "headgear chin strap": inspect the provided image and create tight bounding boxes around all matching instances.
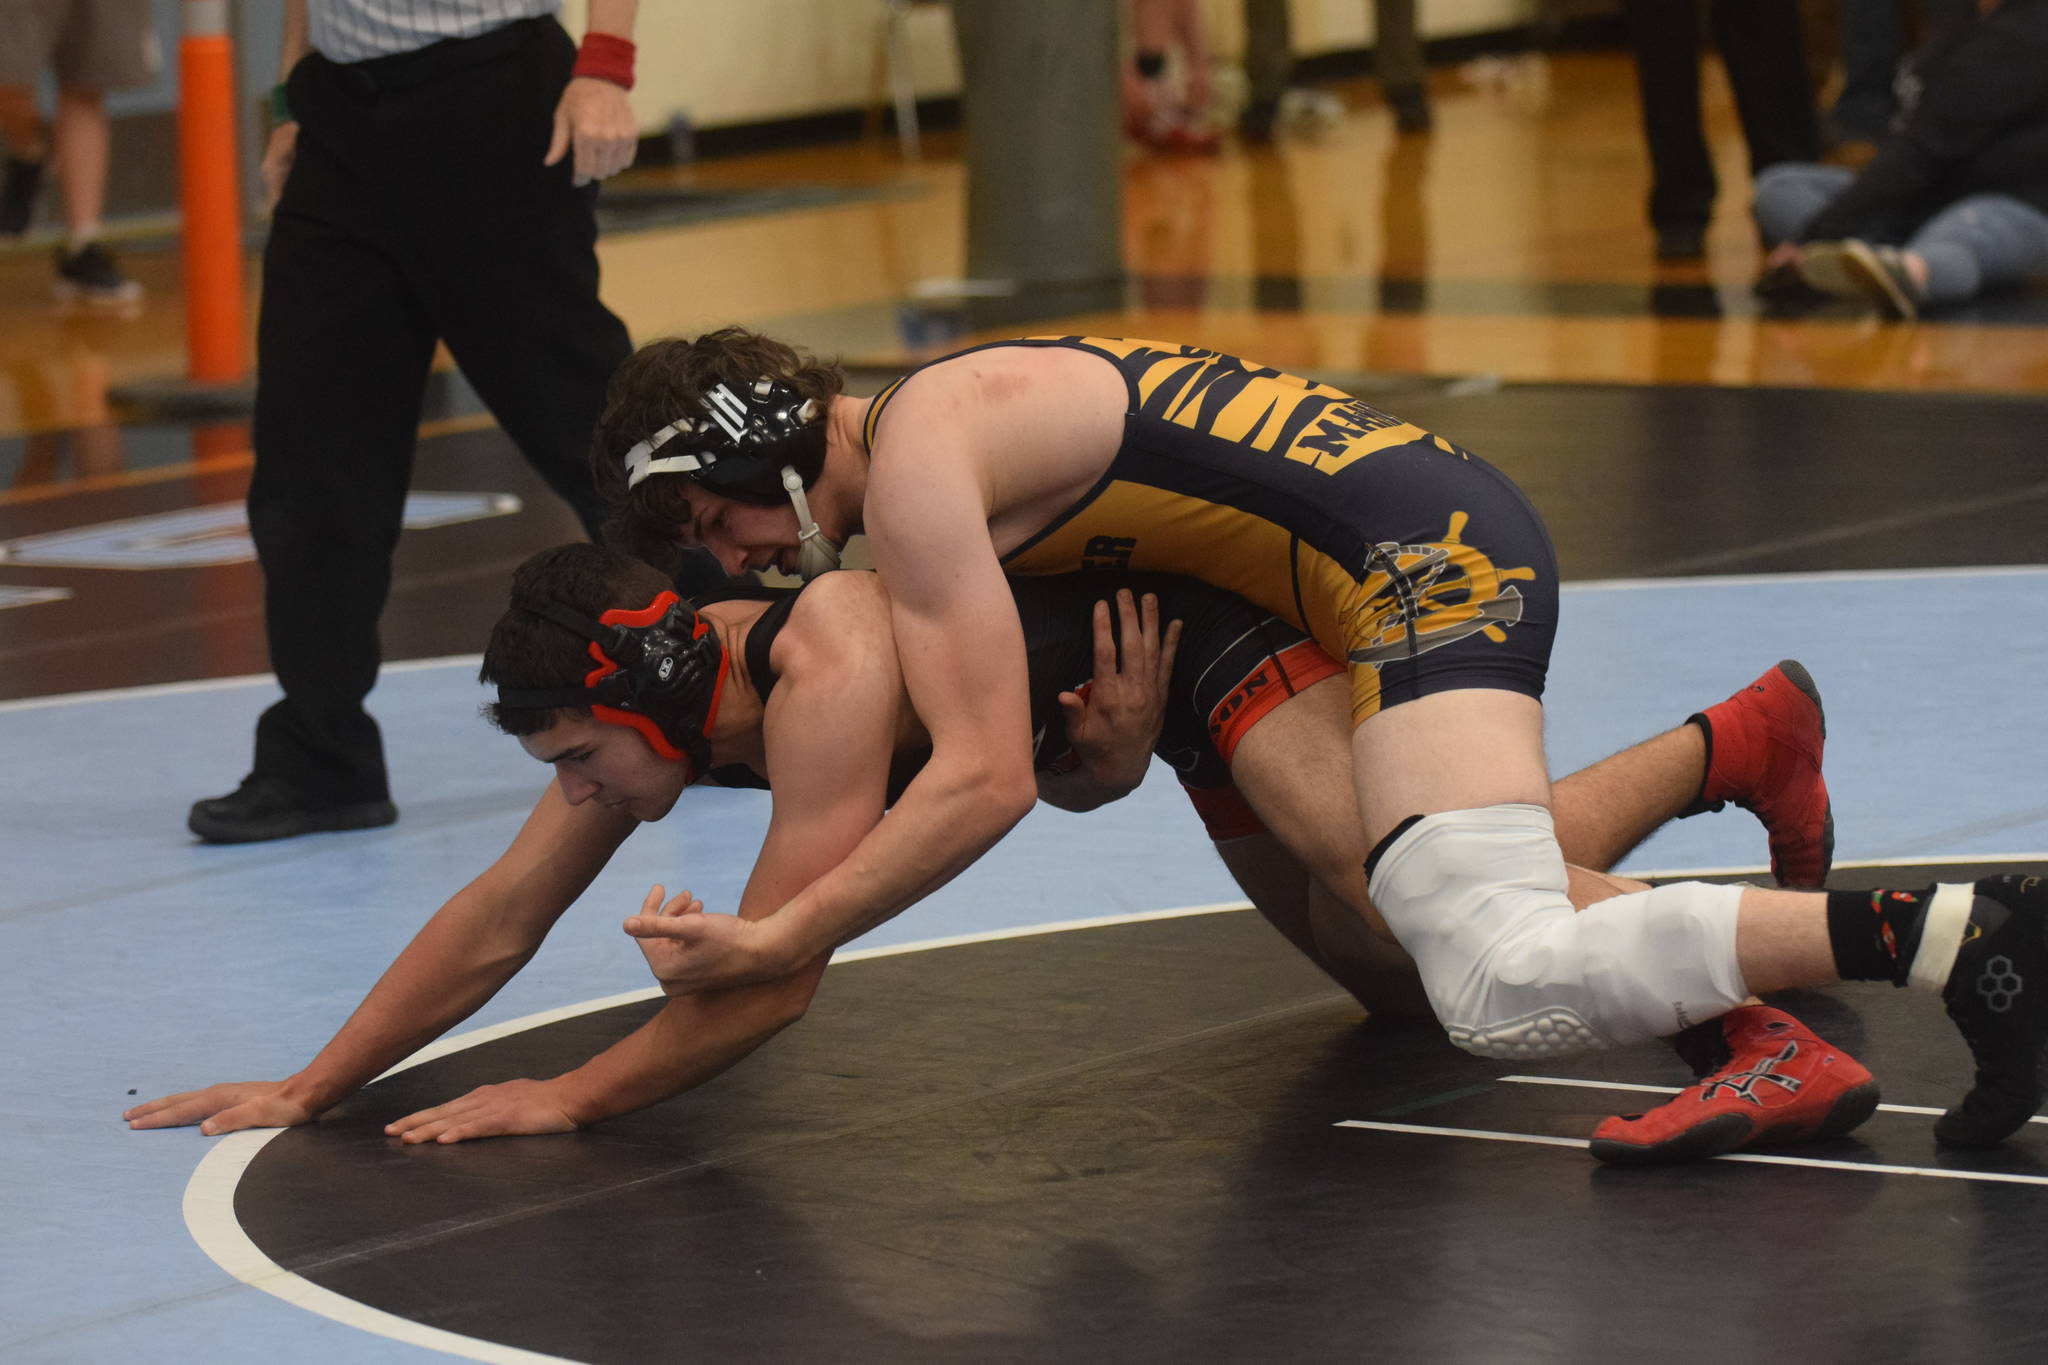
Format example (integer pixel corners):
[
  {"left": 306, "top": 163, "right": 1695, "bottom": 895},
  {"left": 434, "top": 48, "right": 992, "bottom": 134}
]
[
  {"left": 782, "top": 466, "right": 842, "bottom": 577},
  {"left": 622, "top": 375, "right": 839, "bottom": 579},
  {"left": 495, "top": 592, "right": 728, "bottom": 780}
]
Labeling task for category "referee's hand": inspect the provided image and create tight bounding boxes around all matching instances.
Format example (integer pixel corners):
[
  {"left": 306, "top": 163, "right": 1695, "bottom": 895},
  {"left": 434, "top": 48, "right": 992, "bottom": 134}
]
[{"left": 547, "top": 77, "right": 638, "bottom": 186}]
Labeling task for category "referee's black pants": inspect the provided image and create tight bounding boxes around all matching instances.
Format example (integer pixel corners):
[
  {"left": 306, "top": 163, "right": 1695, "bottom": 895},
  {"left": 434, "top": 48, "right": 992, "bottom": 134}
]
[
  {"left": 1622, "top": 0, "right": 1821, "bottom": 234},
  {"left": 247, "top": 18, "right": 627, "bottom": 803}
]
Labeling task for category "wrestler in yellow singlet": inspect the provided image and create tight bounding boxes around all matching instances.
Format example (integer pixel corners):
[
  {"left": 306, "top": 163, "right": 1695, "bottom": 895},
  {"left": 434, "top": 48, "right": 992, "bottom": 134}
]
[{"left": 863, "top": 336, "right": 1559, "bottom": 724}]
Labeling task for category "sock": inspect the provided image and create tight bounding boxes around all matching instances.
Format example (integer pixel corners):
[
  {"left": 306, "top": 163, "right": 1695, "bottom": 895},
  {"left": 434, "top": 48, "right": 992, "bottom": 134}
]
[
  {"left": 66, "top": 223, "right": 101, "bottom": 252},
  {"left": 1676, "top": 713, "right": 1719, "bottom": 818},
  {"left": 1669, "top": 1016, "right": 1732, "bottom": 1077},
  {"left": 1826, "top": 886, "right": 1929, "bottom": 984}
]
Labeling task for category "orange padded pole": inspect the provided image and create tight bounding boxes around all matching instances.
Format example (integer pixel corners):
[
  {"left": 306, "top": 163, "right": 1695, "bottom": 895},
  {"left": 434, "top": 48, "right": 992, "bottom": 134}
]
[{"left": 177, "top": 0, "right": 248, "bottom": 383}]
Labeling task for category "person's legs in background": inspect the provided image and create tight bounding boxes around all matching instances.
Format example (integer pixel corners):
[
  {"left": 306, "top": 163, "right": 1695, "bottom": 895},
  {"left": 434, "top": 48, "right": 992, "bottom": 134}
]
[
  {"left": 1803, "top": 193, "right": 2048, "bottom": 320},
  {"left": 1238, "top": 0, "right": 1293, "bottom": 141},
  {"left": 189, "top": 58, "right": 435, "bottom": 843},
  {"left": 1906, "top": 193, "right": 2048, "bottom": 306},
  {"left": 1749, "top": 160, "right": 1854, "bottom": 294},
  {"left": 1622, "top": 0, "right": 1715, "bottom": 260},
  {"left": 1751, "top": 161, "right": 1857, "bottom": 247},
  {"left": 0, "top": 86, "right": 48, "bottom": 238},
  {"left": 1374, "top": 0, "right": 1432, "bottom": 134},
  {"left": 1708, "top": 0, "right": 1822, "bottom": 191},
  {"left": 1831, "top": 0, "right": 1907, "bottom": 147},
  {"left": 45, "top": 0, "right": 157, "bottom": 303}
]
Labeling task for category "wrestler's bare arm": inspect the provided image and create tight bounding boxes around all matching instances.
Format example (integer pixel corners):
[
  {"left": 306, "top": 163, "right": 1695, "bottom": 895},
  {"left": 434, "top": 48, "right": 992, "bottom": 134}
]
[{"left": 125, "top": 784, "right": 636, "bottom": 1135}]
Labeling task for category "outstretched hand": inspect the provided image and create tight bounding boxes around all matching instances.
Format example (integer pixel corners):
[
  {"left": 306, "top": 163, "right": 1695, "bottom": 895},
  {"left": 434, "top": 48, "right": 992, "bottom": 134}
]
[
  {"left": 1056, "top": 589, "right": 1183, "bottom": 797},
  {"left": 123, "top": 1081, "right": 318, "bottom": 1136},
  {"left": 384, "top": 1079, "right": 579, "bottom": 1145},
  {"left": 625, "top": 885, "right": 793, "bottom": 995}
]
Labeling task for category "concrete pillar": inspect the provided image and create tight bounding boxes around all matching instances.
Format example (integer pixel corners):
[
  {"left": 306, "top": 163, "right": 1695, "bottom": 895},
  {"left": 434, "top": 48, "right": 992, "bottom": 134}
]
[{"left": 950, "top": 0, "right": 1123, "bottom": 290}]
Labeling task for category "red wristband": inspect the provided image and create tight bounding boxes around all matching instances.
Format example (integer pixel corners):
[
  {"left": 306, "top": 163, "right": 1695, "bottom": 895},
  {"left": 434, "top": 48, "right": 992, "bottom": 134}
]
[{"left": 573, "top": 32, "right": 636, "bottom": 90}]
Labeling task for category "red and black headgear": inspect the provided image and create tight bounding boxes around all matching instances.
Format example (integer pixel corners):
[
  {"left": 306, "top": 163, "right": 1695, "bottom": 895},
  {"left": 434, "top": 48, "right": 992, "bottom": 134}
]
[{"left": 495, "top": 592, "right": 729, "bottom": 780}]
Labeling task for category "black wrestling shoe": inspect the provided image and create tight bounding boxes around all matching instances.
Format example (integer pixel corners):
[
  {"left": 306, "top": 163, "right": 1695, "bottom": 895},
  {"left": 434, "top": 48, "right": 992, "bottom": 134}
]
[
  {"left": 188, "top": 776, "right": 397, "bottom": 844},
  {"left": 1937, "top": 875, "right": 2048, "bottom": 1149}
]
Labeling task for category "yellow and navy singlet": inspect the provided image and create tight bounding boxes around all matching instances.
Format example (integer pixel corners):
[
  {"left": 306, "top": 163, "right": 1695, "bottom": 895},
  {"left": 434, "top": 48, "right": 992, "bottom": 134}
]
[{"left": 862, "top": 336, "right": 1560, "bottom": 722}]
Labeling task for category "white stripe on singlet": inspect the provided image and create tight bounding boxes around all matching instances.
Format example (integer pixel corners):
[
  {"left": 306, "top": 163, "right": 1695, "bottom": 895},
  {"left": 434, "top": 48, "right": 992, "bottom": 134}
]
[{"left": 307, "top": 0, "right": 560, "bottom": 63}]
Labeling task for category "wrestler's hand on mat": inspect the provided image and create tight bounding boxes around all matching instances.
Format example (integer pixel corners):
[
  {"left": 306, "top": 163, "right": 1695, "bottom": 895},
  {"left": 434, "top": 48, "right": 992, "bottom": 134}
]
[
  {"left": 625, "top": 885, "right": 793, "bottom": 995},
  {"left": 123, "top": 1081, "right": 319, "bottom": 1135},
  {"left": 1057, "top": 590, "right": 1183, "bottom": 798},
  {"left": 385, "top": 1080, "right": 579, "bottom": 1145},
  {"left": 547, "top": 77, "right": 638, "bottom": 186}
]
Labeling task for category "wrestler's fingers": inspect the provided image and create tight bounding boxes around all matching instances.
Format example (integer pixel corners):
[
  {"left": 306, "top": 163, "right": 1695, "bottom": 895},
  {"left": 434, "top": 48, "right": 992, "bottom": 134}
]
[
  {"left": 1116, "top": 590, "right": 1147, "bottom": 675},
  {"left": 1090, "top": 598, "right": 1117, "bottom": 679},
  {"left": 625, "top": 910, "right": 706, "bottom": 940},
  {"left": 1157, "top": 619, "right": 1184, "bottom": 684},
  {"left": 387, "top": 1099, "right": 463, "bottom": 1138}
]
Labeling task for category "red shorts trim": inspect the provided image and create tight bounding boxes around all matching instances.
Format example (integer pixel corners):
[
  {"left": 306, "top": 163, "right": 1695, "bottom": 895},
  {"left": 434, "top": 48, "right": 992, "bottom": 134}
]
[
  {"left": 1182, "top": 781, "right": 1266, "bottom": 841},
  {"left": 1206, "top": 639, "right": 1344, "bottom": 765}
]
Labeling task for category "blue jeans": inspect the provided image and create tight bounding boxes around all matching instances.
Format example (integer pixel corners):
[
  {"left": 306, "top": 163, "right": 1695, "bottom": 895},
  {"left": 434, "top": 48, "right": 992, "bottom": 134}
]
[{"left": 1752, "top": 162, "right": 2048, "bottom": 305}]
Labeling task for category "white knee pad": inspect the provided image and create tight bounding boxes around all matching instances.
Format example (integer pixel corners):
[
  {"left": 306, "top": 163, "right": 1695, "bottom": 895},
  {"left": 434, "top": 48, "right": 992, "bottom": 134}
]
[{"left": 1368, "top": 804, "right": 1748, "bottom": 1059}]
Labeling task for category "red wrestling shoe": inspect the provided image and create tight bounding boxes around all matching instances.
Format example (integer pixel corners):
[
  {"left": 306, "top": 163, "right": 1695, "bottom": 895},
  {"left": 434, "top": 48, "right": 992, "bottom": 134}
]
[
  {"left": 1691, "top": 660, "right": 1834, "bottom": 888},
  {"left": 1588, "top": 1006, "right": 1880, "bottom": 1166}
]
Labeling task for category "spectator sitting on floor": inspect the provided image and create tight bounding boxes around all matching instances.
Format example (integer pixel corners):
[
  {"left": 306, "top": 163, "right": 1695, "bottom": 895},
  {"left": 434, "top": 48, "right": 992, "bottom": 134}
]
[{"left": 1753, "top": 0, "right": 2048, "bottom": 320}]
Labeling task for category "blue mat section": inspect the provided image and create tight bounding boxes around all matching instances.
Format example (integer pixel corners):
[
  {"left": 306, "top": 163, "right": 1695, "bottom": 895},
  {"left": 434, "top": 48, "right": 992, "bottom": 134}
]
[{"left": 2, "top": 568, "right": 2044, "bottom": 1361}]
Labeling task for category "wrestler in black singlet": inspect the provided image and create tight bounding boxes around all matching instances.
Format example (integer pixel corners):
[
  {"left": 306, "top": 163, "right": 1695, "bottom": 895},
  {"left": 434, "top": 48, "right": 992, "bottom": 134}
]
[{"left": 703, "top": 571, "right": 1339, "bottom": 840}]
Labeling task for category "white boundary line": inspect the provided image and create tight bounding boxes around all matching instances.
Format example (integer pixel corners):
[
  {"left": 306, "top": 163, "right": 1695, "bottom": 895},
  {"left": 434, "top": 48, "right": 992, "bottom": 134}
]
[
  {"left": 1619, "top": 853, "right": 2048, "bottom": 881},
  {"left": 180, "top": 901, "right": 1253, "bottom": 1364},
  {"left": 1334, "top": 1120, "right": 2048, "bottom": 1186},
  {"left": 0, "top": 653, "right": 484, "bottom": 714},
  {"left": 1495, "top": 1074, "right": 2048, "bottom": 1126},
  {"left": 14, "top": 563, "right": 2046, "bottom": 715}
]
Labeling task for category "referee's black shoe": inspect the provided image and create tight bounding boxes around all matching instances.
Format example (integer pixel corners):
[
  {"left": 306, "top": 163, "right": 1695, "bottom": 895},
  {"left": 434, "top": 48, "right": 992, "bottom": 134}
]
[
  {"left": 1938, "top": 875, "right": 2048, "bottom": 1148},
  {"left": 188, "top": 776, "right": 397, "bottom": 844}
]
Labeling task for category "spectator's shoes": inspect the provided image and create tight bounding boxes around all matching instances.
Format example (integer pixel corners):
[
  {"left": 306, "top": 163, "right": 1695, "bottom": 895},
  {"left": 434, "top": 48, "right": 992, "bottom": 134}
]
[
  {"left": 1753, "top": 259, "right": 1824, "bottom": 304},
  {"left": 53, "top": 241, "right": 143, "bottom": 308},
  {"left": 1388, "top": 85, "right": 1433, "bottom": 135},
  {"left": 1589, "top": 1006, "right": 1879, "bottom": 1165},
  {"left": 1798, "top": 239, "right": 1920, "bottom": 321},
  {"left": 1, "top": 155, "right": 45, "bottom": 237},
  {"left": 1937, "top": 875, "right": 2048, "bottom": 1148},
  {"left": 189, "top": 776, "right": 397, "bottom": 844},
  {"left": 1689, "top": 660, "right": 1834, "bottom": 888},
  {"left": 1238, "top": 99, "right": 1280, "bottom": 144}
]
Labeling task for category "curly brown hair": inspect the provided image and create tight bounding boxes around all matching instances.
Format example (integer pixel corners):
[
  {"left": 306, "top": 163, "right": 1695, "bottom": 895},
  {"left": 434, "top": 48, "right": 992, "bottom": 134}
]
[
  {"left": 479, "top": 542, "right": 677, "bottom": 737},
  {"left": 593, "top": 328, "right": 842, "bottom": 578}
]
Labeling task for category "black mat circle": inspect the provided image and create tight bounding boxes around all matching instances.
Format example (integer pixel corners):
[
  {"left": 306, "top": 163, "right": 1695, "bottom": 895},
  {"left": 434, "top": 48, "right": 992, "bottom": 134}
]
[{"left": 234, "top": 863, "right": 2048, "bottom": 1364}]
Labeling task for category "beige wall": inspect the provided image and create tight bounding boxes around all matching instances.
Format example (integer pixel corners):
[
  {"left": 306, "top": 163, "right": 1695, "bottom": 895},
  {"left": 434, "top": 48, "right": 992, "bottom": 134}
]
[{"left": 564, "top": 0, "right": 1540, "bottom": 133}]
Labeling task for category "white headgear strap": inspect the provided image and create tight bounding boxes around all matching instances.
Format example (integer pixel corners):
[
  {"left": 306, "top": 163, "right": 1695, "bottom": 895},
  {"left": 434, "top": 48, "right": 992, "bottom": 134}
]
[
  {"left": 623, "top": 418, "right": 711, "bottom": 488},
  {"left": 783, "top": 466, "right": 842, "bottom": 578}
]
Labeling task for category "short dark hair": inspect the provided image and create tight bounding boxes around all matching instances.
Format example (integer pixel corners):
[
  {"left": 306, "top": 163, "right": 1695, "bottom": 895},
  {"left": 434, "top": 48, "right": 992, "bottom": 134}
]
[
  {"left": 592, "top": 327, "right": 843, "bottom": 577},
  {"left": 480, "top": 543, "right": 677, "bottom": 737}
]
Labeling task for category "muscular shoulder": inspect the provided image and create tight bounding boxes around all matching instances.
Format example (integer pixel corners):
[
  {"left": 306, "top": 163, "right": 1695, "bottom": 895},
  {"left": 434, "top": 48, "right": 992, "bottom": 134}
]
[
  {"left": 868, "top": 345, "right": 1126, "bottom": 548},
  {"left": 773, "top": 571, "right": 896, "bottom": 682},
  {"left": 881, "top": 344, "right": 1123, "bottom": 431}
]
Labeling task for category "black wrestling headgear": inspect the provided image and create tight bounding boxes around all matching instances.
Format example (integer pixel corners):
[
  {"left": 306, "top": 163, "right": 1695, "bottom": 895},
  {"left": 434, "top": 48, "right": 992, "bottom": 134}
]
[
  {"left": 495, "top": 592, "right": 728, "bottom": 779},
  {"left": 622, "top": 375, "right": 827, "bottom": 505}
]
